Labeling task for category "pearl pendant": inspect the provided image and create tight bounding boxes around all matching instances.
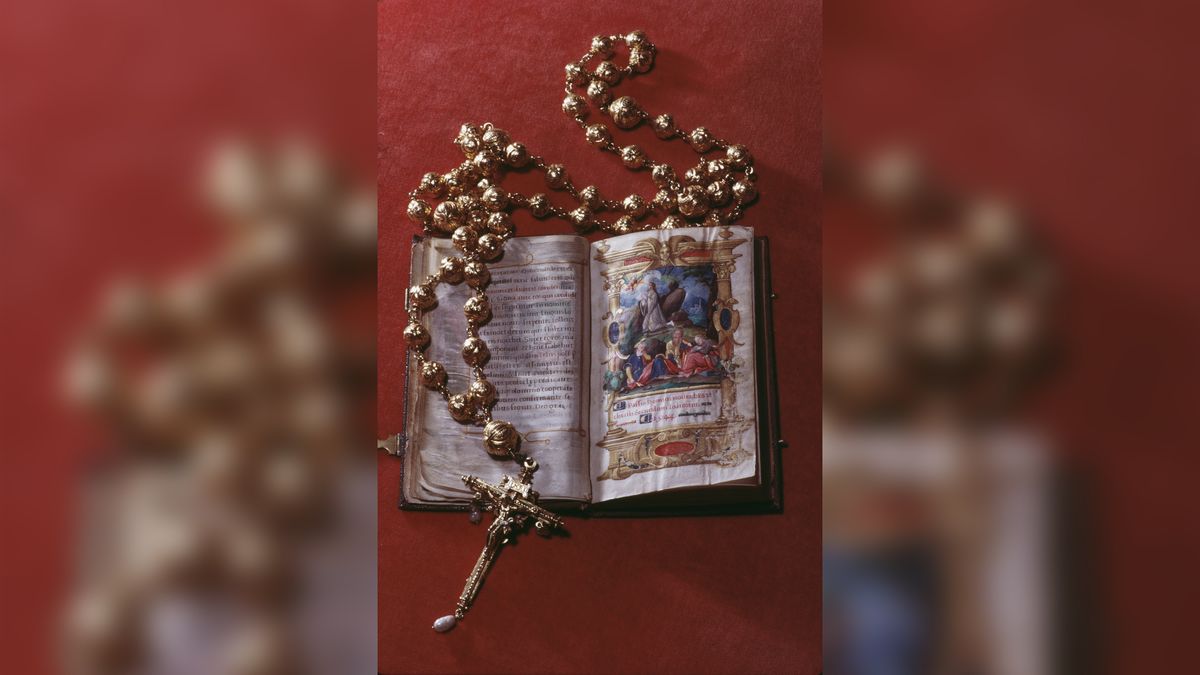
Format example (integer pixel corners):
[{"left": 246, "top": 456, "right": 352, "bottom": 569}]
[{"left": 433, "top": 614, "right": 458, "bottom": 632}]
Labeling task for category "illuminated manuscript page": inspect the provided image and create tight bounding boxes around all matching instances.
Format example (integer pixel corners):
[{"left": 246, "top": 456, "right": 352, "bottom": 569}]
[
  {"left": 588, "top": 226, "right": 759, "bottom": 503},
  {"left": 407, "top": 235, "right": 591, "bottom": 502}
]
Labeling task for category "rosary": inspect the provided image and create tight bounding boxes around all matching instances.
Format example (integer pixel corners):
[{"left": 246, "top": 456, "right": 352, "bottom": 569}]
[{"left": 401, "top": 31, "right": 758, "bottom": 632}]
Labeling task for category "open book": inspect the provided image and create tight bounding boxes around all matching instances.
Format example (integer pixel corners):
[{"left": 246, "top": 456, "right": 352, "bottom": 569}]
[{"left": 399, "top": 226, "right": 780, "bottom": 515}]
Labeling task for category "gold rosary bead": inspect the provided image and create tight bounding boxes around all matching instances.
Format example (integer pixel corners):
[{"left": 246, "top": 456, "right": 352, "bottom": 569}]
[
  {"left": 578, "top": 185, "right": 603, "bottom": 210},
  {"left": 481, "top": 186, "right": 508, "bottom": 211},
  {"left": 407, "top": 199, "right": 432, "bottom": 224},
  {"left": 613, "top": 215, "right": 636, "bottom": 234},
  {"left": 439, "top": 256, "right": 466, "bottom": 284},
  {"left": 462, "top": 336, "right": 490, "bottom": 367},
  {"left": 456, "top": 194, "right": 482, "bottom": 212},
  {"left": 480, "top": 128, "right": 510, "bottom": 152},
  {"left": 569, "top": 206, "right": 593, "bottom": 231},
  {"left": 527, "top": 193, "right": 552, "bottom": 218},
  {"left": 586, "top": 80, "right": 612, "bottom": 106},
  {"left": 624, "top": 30, "right": 648, "bottom": 47},
  {"left": 650, "top": 164, "right": 676, "bottom": 187},
  {"left": 620, "top": 145, "right": 646, "bottom": 169},
  {"left": 448, "top": 394, "right": 477, "bottom": 423},
  {"left": 468, "top": 377, "right": 497, "bottom": 408},
  {"left": 629, "top": 43, "right": 655, "bottom": 73},
  {"left": 652, "top": 114, "right": 676, "bottom": 139},
  {"left": 562, "top": 94, "right": 588, "bottom": 118},
  {"left": 677, "top": 185, "right": 710, "bottom": 218},
  {"left": 591, "top": 35, "right": 616, "bottom": 57},
  {"left": 688, "top": 127, "right": 716, "bottom": 153},
  {"left": 443, "top": 170, "right": 467, "bottom": 195},
  {"left": 472, "top": 152, "right": 499, "bottom": 177},
  {"left": 504, "top": 142, "right": 530, "bottom": 167},
  {"left": 584, "top": 123, "right": 611, "bottom": 147},
  {"left": 725, "top": 144, "right": 752, "bottom": 167},
  {"left": 482, "top": 419, "right": 520, "bottom": 457},
  {"left": 463, "top": 295, "right": 491, "bottom": 324},
  {"left": 459, "top": 123, "right": 480, "bottom": 137},
  {"left": 684, "top": 167, "right": 706, "bottom": 186},
  {"left": 466, "top": 208, "right": 488, "bottom": 229},
  {"left": 455, "top": 131, "right": 481, "bottom": 158},
  {"left": 732, "top": 179, "right": 758, "bottom": 203},
  {"left": 403, "top": 321, "right": 431, "bottom": 350},
  {"left": 482, "top": 147, "right": 504, "bottom": 164},
  {"left": 594, "top": 60, "right": 622, "bottom": 85},
  {"left": 607, "top": 96, "right": 642, "bottom": 130},
  {"left": 706, "top": 181, "right": 732, "bottom": 206},
  {"left": 545, "top": 164, "right": 569, "bottom": 190},
  {"left": 652, "top": 189, "right": 677, "bottom": 211},
  {"left": 622, "top": 194, "right": 649, "bottom": 218},
  {"left": 452, "top": 226, "right": 478, "bottom": 253},
  {"left": 564, "top": 63, "right": 588, "bottom": 86},
  {"left": 706, "top": 159, "right": 731, "bottom": 180},
  {"left": 418, "top": 172, "right": 445, "bottom": 196},
  {"left": 660, "top": 215, "right": 685, "bottom": 229},
  {"left": 432, "top": 201, "right": 464, "bottom": 233},
  {"left": 704, "top": 211, "right": 728, "bottom": 227},
  {"left": 477, "top": 233, "right": 505, "bottom": 260},
  {"left": 408, "top": 283, "right": 437, "bottom": 311},
  {"left": 463, "top": 261, "right": 491, "bottom": 289},
  {"left": 420, "top": 360, "right": 447, "bottom": 389},
  {"left": 486, "top": 211, "right": 514, "bottom": 237},
  {"left": 462, "top": 157, "right": 485, "bottom": 178}
]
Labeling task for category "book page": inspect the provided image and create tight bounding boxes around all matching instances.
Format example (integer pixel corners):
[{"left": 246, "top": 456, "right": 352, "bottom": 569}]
[
  {"left": 588, "top": 226, "right": 759, "bottom": 503},
  {"left": 405, "top": 235, "right": 591, "bottom": 503}
]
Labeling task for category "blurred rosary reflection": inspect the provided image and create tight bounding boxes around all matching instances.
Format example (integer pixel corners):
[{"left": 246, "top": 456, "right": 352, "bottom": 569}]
[
  {"left": 823, "top": 142, "right": 1066, "bottom": 675},
  {"left": 60, "top": 139, "right": 376, "bottom": 675}
]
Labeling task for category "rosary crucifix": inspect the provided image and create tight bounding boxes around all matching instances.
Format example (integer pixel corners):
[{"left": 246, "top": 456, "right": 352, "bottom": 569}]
[{"left": 433, "top": 458, "right": 565, "bottom": 632}]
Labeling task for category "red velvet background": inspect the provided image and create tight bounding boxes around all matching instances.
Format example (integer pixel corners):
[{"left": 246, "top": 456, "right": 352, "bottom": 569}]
[
  {"left": 377, "top": 1, "right": 822, "bottom": 673},
  {"left": 0, "top": 3, "right": 376, "bottom": 672},
  {"left": 824, "top": 3, "right": 1200, "bottom": 673}
]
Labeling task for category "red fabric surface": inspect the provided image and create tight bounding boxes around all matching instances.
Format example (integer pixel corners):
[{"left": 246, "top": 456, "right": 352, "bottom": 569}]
[
  {"left": 0, "top": 3, "right": 375, "bottom": 673},
  {"left": 825, "top": 3, "right": 1200, "bottom": 673},
  {"left": 377, "top": 1, "right": 822, "bottom": 673}
]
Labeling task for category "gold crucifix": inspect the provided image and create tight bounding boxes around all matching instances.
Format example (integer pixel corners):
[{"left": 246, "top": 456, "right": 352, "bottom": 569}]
[{"left": 432, "top": 457, "right": 565, "bottom": 632}]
